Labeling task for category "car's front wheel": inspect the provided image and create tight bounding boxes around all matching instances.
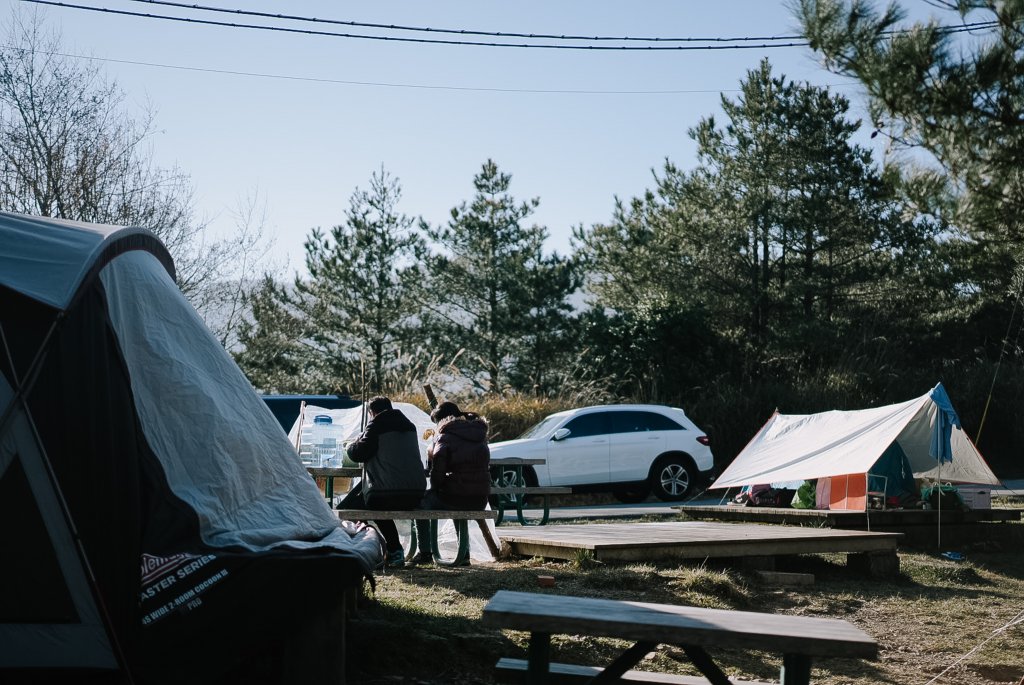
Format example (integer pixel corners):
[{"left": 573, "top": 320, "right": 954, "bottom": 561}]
[{"left": 650, "top": 456, "right": 694, "bottom": 501}]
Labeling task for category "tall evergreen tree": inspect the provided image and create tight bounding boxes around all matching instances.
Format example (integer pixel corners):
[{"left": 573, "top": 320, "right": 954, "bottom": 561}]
[
  {"left": 422, "top": 160, "right": 577, "bottom": 393},
  {"left": 233, "top": 274, "right": 311, "bottom": 393},
  {"left": 577, "top": 60, "right": 925, "bottom": 378},
  {"left": 296, "top": 168, "right": 425, "bottom": 392},
  {"left": 796, "top": 0, "right": 1024, "bottom": 349}
]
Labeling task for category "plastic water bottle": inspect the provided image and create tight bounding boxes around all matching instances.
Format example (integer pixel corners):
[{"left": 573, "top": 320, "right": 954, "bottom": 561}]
[{"left": 311, "top": 415, "right": 343, "bottom": 467}]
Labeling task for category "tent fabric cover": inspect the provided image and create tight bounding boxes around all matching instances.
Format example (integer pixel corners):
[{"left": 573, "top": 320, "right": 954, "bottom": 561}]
[
  {"left": 868, "top": 442, "right": 917, "bottom": 498},
  {"left": 0, "top": 210, "right": 173, "bottom": 309},
  {"left": 0, "top": 211, "right": 379, "bottom": 682},
  {"left": 103, "top": 251, "right": 373, "bottom": 556},
  {"left": 713, "top": 383, "right": 1001, "bottom": 490}
]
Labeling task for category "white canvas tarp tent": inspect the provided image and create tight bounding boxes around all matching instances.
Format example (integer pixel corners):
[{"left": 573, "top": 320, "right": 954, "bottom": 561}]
[
  {"left": 289, "top": 403, "right": 499, "bottom": 562},
  {"left": 288, "top": 401, "right": 436, "bottom": 464},
  {"left": 713, "top": 383, "right": 1001, "bottom": 496}
]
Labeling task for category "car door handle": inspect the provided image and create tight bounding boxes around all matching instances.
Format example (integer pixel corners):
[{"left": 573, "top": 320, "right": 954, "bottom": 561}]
[{"left": 647, "top": 436, "right": 660, "bottom": 440}]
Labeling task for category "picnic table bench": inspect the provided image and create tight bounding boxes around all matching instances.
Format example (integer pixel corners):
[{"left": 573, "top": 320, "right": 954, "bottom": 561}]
[
  {"left": 481, "top": 590, "right": 878, "bottom": 685},
  {"left": 491, "top": 485, "right": 573, "bottom": 525},
  {"left": 335, "top": 508, "right": 499, "bottom": 567},
  {"left": 490, "top": 458, "right": 571, "bottom": 525},
  {"left": 306, "top": 466, "right": 361, "bottom": 503}
]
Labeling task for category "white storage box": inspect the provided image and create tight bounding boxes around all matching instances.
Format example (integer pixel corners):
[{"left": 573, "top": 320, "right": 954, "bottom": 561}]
[{"left": 956, "top": 486, "right": 992, "bottom": 510}]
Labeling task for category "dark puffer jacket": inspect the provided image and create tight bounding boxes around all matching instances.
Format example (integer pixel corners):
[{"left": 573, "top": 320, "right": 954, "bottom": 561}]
[
  {"left": 428, "top": 413, "right": 490, "bottom": 509},
  {"left": 346, "top": 408, "right": 426, "bottom": 499}
]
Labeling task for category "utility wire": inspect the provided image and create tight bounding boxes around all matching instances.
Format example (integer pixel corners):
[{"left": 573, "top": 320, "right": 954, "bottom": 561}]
[
  {"left": 126, "top": 0, "right": 1003, "bottom": 42},
  {"left": 975, "top": 260, "right": 1024, "bottom": 444},
  {"left": 18, "top": 45, "right": 825, "bottom": 94},
  {"left": 6, "top": 43, "right": 862, "bottom": 94},
  {"left": 19, "top": 0, "right": 1004, "bottom": 52},
  {"left": 55, "top": 0, "right": 1006, "bottom": 46},
  {"left": 125, "top": 0, "right": 811, "bottom": 44},
  {"left": 21, "top": 1, "right": 812, "bottom": 50}
]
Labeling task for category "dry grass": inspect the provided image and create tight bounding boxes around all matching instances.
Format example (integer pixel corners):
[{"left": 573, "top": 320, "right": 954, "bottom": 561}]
[
  {"left": 345, "top": 517, "right": 1024, "bottom": 685},
  {"left": 389, "top": 390, "right": 579, "bottom": 443}
]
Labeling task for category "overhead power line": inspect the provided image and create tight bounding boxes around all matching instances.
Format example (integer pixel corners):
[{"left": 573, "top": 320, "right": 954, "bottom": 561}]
[
  {"left": 11, "top": 44, "right": 861, "bottom": 94},
  {"left": 20, "top": 0, "right": 812, "bottom": 51},
  {"left": 120, "top": 0, "right": 1007, "bottom": 43},
  {"left": 123, "top": 0, "right": 809, "bottom": 44},
  {"left": 19, "top": 0, "right": 1005, "bottom": 51}
]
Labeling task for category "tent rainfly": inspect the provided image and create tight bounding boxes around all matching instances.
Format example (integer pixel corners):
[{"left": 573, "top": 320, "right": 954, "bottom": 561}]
[
  {"left": 712, "top": 383, "right": 1001, "bottom": 510},
  {"left": 0, "top": 211, "right": 381, "bottom": 684}
]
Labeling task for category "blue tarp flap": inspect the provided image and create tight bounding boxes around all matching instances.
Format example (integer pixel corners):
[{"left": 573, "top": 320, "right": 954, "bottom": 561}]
[{"left": 929, "top": 383, "right": 960, "bottom": 464}]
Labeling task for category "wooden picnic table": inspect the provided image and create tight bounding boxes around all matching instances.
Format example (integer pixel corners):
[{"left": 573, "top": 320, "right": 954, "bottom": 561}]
[
  {"left": 490, "top": 458, "right": 547, "bottom": 493},
  {"left": 489, "top": 458, "right": 570, "bottom": 525},
  {"left": 481, "top": 590, "right": 877, "bottom": 685},
  {"left": 306, "top": 466, "right": 362, "bottom": 503}
]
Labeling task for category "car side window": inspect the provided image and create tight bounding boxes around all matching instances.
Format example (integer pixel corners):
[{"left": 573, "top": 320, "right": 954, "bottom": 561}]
[
  {"left": 562, "top": 413, "right": 610, "bottom": 438},
  {"left": 610, "top": 411, "right": 684, "bottom": 433}
]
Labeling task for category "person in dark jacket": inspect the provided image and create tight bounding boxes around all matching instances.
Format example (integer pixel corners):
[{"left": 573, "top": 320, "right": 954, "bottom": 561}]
[
  {"left": 411, "top": 400, "right": 490, "bottom": 565},
  {"left": 337, "top": 396, "right": 426, "bottom": 568}
]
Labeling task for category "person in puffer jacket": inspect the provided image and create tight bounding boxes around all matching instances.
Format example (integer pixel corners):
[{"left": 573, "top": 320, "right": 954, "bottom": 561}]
[
  {"left": 339, "top": 395, "right": 426, "bottom": 568},
  {"left": 411, "top": 400, "right": 490, "bottom": 564}
]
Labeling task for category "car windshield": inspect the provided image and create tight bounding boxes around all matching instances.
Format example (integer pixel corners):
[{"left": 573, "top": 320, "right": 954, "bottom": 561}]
[{"left": 517, "top": 415, "right": 563, "bottom": 439}]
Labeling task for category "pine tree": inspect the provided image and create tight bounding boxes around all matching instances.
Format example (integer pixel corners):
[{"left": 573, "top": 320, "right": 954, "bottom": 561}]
[
  {"left": 577, "top": 60, "right": 924, "bottom": 378},
  {"left": 796, "top": 0, "right": 1024, "bottom": 309},
  {"left": 421, "top": 160, "right": 578, "bottom": 393},
  {"left": 296, "top": 168, "right": 425, "bottom": 392}
]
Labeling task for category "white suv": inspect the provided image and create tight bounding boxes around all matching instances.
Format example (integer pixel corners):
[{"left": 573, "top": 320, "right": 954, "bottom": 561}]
[{"left": 489, "top": 404, "right": 714, "bottom": 502}]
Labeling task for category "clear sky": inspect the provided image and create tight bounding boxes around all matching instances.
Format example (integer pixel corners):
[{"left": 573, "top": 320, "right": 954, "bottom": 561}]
[{"left": 5, "top": 0, "right": 932, "bottom": 276}]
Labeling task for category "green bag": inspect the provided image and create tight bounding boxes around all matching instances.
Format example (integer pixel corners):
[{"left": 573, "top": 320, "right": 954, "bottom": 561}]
[
  {"left": 920, "top": 483, "right": 964, "bottom": 511},
  {"left": 791, "top": 480, "right": 816, "bottom": 509}
]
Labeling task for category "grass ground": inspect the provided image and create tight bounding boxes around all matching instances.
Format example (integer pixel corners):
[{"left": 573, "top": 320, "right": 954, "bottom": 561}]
[{"left": 345, "top": 508, "right": 1024, "bottom": 685}]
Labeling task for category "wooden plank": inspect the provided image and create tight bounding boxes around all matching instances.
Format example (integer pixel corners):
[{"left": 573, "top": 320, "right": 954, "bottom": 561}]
[
  {"left": 492, "top": 487, "right": 572, "bottom": 494},
  {"left": 336, "top": 509, "right": 498, "bottom": 520},
  {"left": 307, "top": 467, "right": 362, "bottom": 478},
  {"left": 482, "top": 591, "right": 878, "bottom": 660},
  {"left": 496, "top": 522, "right": 901, "bottom": 562},
  {"left": 495, "top": 658, "right": 772, "bottom": 684},
  {"left": 675, "top": 505, "right": 1022, "bottom": 526}
]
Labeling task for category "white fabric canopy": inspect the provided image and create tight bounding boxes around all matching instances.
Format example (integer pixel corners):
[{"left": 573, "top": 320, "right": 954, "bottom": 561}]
[
  {"left": 288, "top": 402, "right": 436, "bottom": 465},
  {"left": 713, "top": 385, "right": 1001, "bottom": 489}
]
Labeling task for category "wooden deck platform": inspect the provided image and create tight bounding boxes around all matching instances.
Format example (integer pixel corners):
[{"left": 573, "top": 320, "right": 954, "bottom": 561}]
[
  {"left": 496, "top": 521, "right": 902, "bottom": 576},
  {"left": 674, "top": 505, "right": 1024, "bottom": 548}
]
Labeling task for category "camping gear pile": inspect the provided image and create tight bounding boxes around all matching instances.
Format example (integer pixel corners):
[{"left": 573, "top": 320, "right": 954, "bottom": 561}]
[{"left": 0, "top": 212, "right": 381, "bottom": 683}]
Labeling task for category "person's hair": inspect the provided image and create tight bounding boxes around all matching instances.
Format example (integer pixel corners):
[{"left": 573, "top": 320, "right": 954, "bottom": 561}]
[
  {"left": 430, "top": 400, "right": 462, "bottom": 423},
  {"left": 368, "top": 396, "right": 392, "bottom": 415}
]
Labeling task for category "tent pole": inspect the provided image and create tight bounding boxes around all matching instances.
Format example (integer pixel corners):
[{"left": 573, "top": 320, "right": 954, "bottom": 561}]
[
  {"left": 294, "top": 400, "right": 306, "bottom": 452},
  {"left": 865, "top": 474, "right": 870, "bottom": 532},
  {"left": 937, "top": 465, "right": 942, "bottom": 551}
]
